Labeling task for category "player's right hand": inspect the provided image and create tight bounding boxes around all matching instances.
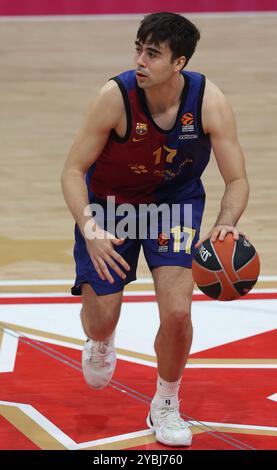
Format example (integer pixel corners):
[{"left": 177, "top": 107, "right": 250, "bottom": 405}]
[{"left": 85, "top": 227, "right": 130, "bottom": 284}]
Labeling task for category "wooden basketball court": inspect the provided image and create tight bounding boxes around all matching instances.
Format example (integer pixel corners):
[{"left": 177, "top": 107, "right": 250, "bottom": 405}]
[
  {"left": 0, "top": 13, "right": 277, "bottom": 284},
  {"left": 0, "top": 10, "right": 277, "bottom": 450}
]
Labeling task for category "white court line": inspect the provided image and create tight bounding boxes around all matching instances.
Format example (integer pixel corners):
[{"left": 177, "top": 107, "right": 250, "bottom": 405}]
[
  {"left": 1, "top": 399, "right": 276, "bottom": 449},
  {"left": 0, "top": 330, "right": 18, "bottom": 373},
  {"left": 1, "top": 332, "right": 274, "bottom": 370},
  {"left": 0, "top": 289, "right": 277, "bottom": 299},
  {"left": 0, "top": 293, "right": 73, "bottom": 298},
  {"left": 118, "top": 354, "right": 277, "bottom": 369},
  {"left": 0, "top": 12, "right": 277, "bottom": 23},
  {"left": 267, "top": 393, "right": 277, "bottom": 402},
  {"left": 189, "top": 420, "right": 277, "bottom": 433},
  {"left": 76, "top": 420, "right": 277, "bottom": 448},
  {"left": 1, "top": 322, "right": 275, "bottom": 370},
  {"left": 0, "top": 276, "right": 276, "bottom": 286},
  {"left": 0, "top": 291, "right": 157, "bottom": 298},
  {"left": 0, "top": 278, "right": 154, "bottom": 286},
  {"left": 0, "top": 287, "right": 277, "bottom": 299},
  {"left": 0, "top": 280, "right": 73, "bottom": 286},
  {"left": 0, "top": 401, "right": 76, "bottom": 449},
  {"left": 0, "top": 400, "right": 153, "bottom": 450}
]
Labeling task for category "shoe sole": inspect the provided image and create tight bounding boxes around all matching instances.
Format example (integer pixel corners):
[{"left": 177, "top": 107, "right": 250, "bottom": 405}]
[
  {"left": 82, "top": 354, "right": 117, "bottom": 390},
  {"left": 146, "top": 412, "right": 192, "bottom": 447}
]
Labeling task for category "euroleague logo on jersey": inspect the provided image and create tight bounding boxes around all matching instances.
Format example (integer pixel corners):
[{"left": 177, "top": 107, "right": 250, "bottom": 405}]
[
  {"left": 181, "top": 112, "right": 194, "bottom": 131},
  {"left": 157, "top": 232, "right": 170, "bottom": 253},
  {"left": 181, "top": 112, "right": 194, "bottom": 126},
  {"left": 180, "top": 112, "right": 198, "bottom": 140}
]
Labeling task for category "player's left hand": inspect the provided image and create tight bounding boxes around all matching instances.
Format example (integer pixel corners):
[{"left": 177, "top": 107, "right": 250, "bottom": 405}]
[{"left": 195, "top": 224, "right": 249, "bottom": 249}]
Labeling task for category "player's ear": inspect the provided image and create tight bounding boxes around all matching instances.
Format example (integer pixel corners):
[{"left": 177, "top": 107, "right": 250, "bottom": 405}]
[{"left": 174, "top": 56, "right": 186, "bottom": 71}]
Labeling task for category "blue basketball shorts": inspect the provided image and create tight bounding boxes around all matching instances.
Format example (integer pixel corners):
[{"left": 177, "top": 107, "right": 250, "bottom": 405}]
[{"left": 71, "top": 195, "right": 205, "bottom": 296}]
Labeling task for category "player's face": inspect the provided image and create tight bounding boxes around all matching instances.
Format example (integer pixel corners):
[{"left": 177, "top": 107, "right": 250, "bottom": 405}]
[{"left": 134, "top": 40, "right": 184, "bottom": 88}]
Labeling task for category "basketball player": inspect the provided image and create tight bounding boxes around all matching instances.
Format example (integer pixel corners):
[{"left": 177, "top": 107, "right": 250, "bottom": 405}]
[{"left": 61, "top": 12, "right": 249, "bottom": 447}]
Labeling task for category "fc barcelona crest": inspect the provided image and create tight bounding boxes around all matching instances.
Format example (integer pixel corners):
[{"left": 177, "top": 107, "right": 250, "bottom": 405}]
[{"left": 136, "top": 122, "right": 148, "bottom": 135}]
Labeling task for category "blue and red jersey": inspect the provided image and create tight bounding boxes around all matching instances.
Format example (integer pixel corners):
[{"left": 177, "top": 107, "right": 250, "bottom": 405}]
[{"left": 86, "top": 69, "right": 211, "bottom": 205}]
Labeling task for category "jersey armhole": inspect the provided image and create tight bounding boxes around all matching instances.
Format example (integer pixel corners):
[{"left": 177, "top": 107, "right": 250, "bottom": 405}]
[
  {"left": 108, "top": 77, "right": 132, "bottom": 143},
  {"left": 197, "top": 74, "right": 207, "bottom": 137}
]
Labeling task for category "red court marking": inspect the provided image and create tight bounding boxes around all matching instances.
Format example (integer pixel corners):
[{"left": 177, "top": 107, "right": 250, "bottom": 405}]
[
  {"left": 128, "top": 433, "right": 277, "bottom": 451},
  {"left": 0, "top": 416, "right": 39, "bottom": 450},
  {"left": 0, "top": 291, "right": 277, "bottom": 304},
  {"left": 0, "top": 333, "right": 276, "bottom": 450},
  {"left": 0, "top": 0, "right": 276, "bottom": 16},
  {"left": 190, "top": 329, "right": 277, "bottom": 359}
]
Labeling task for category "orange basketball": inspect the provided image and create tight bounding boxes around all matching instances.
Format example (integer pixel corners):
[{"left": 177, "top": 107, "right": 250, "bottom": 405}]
[{"left": 192, "top": 234, "right": 260, "bottom": 301}]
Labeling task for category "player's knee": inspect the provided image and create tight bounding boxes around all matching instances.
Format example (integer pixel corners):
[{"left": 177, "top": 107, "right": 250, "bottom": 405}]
[
  {"left": 81, "top": 306, "right": 118, "bottom": 340},
  {"left": 160, "top": 307, "right": 191, "bottom": 333}
]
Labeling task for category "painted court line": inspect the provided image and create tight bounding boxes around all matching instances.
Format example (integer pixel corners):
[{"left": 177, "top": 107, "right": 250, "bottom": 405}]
[{"left": 0, "top": 291, "right": 277, "bottom": 304}]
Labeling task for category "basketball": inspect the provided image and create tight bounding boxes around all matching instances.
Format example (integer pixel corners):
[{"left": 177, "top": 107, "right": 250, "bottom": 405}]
[{"left": 192, "top": 234, "right": 260, "bottom": 301}]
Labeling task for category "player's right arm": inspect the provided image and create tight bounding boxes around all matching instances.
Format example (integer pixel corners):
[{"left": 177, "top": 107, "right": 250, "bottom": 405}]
[
  {"left": 62, "top": 81, "right": 120, "bottom": 234},
  {"left": 61, "top": 81, "right": 130, "bottom": 283}
]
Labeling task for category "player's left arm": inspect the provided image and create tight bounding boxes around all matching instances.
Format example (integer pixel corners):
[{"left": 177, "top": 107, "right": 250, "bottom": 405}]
[{"left": 195, "top": 81, "right": 250, "bottom": 248}]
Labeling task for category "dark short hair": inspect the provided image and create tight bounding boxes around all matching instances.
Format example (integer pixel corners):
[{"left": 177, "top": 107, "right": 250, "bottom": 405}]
[{"left": 136, "top": 12, "right": 200, "bottom": 65}]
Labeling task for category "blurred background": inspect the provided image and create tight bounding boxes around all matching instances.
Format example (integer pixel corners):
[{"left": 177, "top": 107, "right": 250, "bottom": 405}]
[{"left": 0, "top": 0, "right": 276, "bottom": 288}]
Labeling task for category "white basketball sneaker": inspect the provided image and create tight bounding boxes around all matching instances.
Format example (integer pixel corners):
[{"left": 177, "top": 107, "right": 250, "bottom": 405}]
[
  {"left": 82, "top": 332, "right": 116, "bottom": 390},
  {"left": 146, "top": 397, "right": 192, "bottom": 447}
]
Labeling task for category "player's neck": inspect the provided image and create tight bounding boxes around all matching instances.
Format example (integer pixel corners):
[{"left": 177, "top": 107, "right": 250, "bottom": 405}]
[{"left": 144, "top": 73, "right": 184, "bottom": 115}]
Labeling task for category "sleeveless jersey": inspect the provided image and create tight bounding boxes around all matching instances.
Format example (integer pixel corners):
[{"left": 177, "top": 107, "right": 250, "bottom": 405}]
[{"left": 86, "top": 70, "right": 211, "bottom": 205}]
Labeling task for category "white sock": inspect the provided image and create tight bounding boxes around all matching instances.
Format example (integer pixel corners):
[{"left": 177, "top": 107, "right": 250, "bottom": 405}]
[{"left": 152, "top": 374, "right": 181, "bottom": 405}]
